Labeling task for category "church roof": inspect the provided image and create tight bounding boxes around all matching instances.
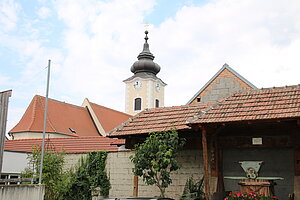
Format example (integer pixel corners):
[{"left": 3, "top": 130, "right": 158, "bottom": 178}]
[
  {"left": 4, "top": 136, "right": 124, "bottom": 153},
  {"left": 188, "top": 85, "right": 300, "bottom": 124},
  {"left": 88, "top": 101, "right": 132, "bottom": 133},
  {"left": 186, "top": 64, "right": 257, "bottom": 104},
  {"left": 9, "top": 95, "right": 131, "bottom": 137},
  {"left": 109, "top": 103, "right": 210, "bottom": 137}
]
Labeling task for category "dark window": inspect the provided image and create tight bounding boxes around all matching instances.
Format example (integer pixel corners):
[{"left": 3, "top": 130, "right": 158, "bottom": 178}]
[
  {"left": 69, "top": 128, "right": 76, "bottom": 133},
  {"left": 197, "top": 97, "right": 201, "bottom": 102},
  {"left": 134, "top": 98, "right": 142, "bottom": 111},
  {"left": 155, "top": 99, "right": 159, "bottom": 108}
]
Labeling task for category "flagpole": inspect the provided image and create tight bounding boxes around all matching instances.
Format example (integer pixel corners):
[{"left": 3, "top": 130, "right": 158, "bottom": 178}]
[{"left": 39, "top": 60, "right": 51, "bottom": 184}]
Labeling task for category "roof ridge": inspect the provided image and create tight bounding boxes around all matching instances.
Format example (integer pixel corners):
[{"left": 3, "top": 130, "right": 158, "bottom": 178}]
[
  {"left": 143, "top": 102, "right": 212, "bottom": 112},
  {"left": 257, "top": 84, "right": 300, "bottom": 91},
  {"left": 28, "top": 95, "right": 39, "bottom": 130},
  {"left": 36, "top": 95, "right": 87, "bottom": 110},
  {"left": 37, "top": 95, "right": 57, "bottom": 132},
  {"left": 186, "top": 90, "right": 238, "bottom": 124},
  {"left": 230, "top": 84, "right": 300, "bottom": 97}
]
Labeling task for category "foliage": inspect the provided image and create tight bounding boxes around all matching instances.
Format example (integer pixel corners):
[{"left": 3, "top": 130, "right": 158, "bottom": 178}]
[
  {"left": 225, "top": 191, "right": 278, "bottom": 200},
  {"left": 130, "top": 129, "right": 185, "bottom": 197},
  {"left": 60, "top": 151, "right": 111, "bottom": 200},
  {"left": 180, "top": 176, "right": 204, "bottom": 200},
  {"left": 21, "top": 145, "right": 66, "bottom": 200}
]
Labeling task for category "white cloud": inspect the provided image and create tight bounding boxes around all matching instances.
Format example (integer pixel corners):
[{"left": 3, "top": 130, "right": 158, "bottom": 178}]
[
  {"left": 52, "top": 0, "right": 157, "bottom": 109},
  {"left": 0, "top": 0, "right": 20, "bottom": 31},
  {"left": 4, "top": 0, "right": 300, "bottom": 133},
  {"left": 151, "top": 0, "right": 300, "bottom": 105},
  {"left": 48, "top": 0, "right": 300, "bottom": 109}
]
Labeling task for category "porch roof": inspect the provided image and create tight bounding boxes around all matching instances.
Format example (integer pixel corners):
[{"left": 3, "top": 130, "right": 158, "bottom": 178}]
[
  {"left": 109, "top": 103, "right": 210, "bottom": 137},
  {"left": 189, "top": 85, "right": 300, "bottom": 124}
]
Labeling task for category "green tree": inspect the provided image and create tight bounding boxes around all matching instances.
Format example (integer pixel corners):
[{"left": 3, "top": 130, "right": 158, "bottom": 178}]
[
  {"left": 130, "top": 129, "right": 185, "bottom": 197},
  {"left": 21, "top": 145, "right": 66, "bottom": 200}
]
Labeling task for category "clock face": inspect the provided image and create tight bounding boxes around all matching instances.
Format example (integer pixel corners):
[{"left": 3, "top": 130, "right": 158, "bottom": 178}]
[
  {"left": 156, "top": 83, "right": 160, "bottom": 91},
  {"left": 133, "top": 80, "right": 142, "bottom": 89}
]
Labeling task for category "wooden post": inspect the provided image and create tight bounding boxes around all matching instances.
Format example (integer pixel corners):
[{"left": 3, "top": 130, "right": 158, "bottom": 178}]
[
  {"left": 133, "top": 175, "right": 138, "bottom": 197},
  {"left": 0, "top": 90, "right": 12, "bottom": 177},
  {"left": 202, "top": 127, "right": 210, "bottom": 200}
]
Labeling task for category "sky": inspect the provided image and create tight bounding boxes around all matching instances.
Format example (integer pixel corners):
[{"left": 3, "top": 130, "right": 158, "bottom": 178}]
[{"left": 1, "top": 0, "right": 300, "bottom": 133}]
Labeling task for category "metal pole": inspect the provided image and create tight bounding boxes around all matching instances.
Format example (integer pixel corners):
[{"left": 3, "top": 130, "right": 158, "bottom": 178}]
[{"left": 39, "top": 60, "right": 51, "bottom": 184}]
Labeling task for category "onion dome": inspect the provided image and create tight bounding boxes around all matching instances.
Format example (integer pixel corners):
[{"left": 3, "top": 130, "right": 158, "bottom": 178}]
[{"left": 130, "top": 31, "right": 161, "bottom": 75}]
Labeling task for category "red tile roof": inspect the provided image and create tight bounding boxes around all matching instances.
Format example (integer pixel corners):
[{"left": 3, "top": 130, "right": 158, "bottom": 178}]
[
  {"left": 190, "top": 85, "right": 300, "bottom": 124},
  {"left": 109, "top": 103, "right": 210, "bottom": 136},
  {"left": 9, "top": 95, "right": 99, "bottom": 137},
  {"left": 4, "top": 136, "right": 125, "bottom": 153},
  {"left": 89, "top": 101, "right": 132, "bottom": 133}
]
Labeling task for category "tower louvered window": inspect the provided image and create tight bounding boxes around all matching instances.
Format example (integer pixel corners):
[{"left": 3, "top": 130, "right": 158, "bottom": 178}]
[{"left": 134, "top": 98, "right": 142, "bottom": 111}]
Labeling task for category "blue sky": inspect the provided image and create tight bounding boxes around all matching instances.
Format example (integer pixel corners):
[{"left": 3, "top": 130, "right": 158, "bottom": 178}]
[{"left": 1, "top": 0, "right": 300, "bottom": 133}]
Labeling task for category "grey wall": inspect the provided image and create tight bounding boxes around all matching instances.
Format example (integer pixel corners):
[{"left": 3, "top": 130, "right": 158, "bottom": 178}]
[
  {"left": 0, "top": 184, "right": 44, "bottom": 200},
  {"left": 223, "top": 148, "right": 294, "bottom": 200},
  {"left": 200, "top": 77, "right": 248, "bottom": 103},
  {"left": 2, "top": 151, "right": 29, "bottom": 174}
]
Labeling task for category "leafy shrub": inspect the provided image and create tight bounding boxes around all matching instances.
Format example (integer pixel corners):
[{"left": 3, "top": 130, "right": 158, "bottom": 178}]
[
  {"left": 180, "top": 176, "right": 204, "bottom": 200},
  {"left": 21, "top": 145, "right": 65, "bottom": 200},
  {"left": 61, "top": 151, "right": 110, "bottom": 200}
]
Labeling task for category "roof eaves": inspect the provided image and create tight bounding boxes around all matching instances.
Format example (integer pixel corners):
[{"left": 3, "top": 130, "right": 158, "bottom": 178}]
[
  {"left": 123, "top": 74, "right": 167, "bottom": 86},
  {"left": 186, "top": 64, "right": 257, "bottom": 105}
]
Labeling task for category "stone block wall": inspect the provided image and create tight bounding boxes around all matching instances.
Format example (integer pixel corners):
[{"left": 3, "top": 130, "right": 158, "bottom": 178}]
[
  {"left": 64, "top": 150, "right": 203, "bottom": 199},
  {"left": 191, "top": 68, "right": 253, "bottom": 104},
  {"left": 106, "top": 149, "right": 203, "bottom": 199}
]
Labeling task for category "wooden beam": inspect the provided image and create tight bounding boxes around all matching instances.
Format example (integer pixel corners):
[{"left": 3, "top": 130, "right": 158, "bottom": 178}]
[
  {"left": 133, "top": 175, "right": 138, "bottom": 197},
  {"left": 202, "top": 127, "right": 210, "bottom": 200}
]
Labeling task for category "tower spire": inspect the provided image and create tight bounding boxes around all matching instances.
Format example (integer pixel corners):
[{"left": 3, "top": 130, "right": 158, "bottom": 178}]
[
  {"left": 131, "top": 31, "right": 160, "bottom": 75},
  {"left": 137, "top": 30, "right": 154, "bottom": 60}
]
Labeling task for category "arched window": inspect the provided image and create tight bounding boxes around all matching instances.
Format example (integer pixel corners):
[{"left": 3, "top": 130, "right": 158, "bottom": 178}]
[
  {"left": 155, "top": 99, "right": 159, "bottom": 108},
  {"left": 134, "top": 98, "right": 142, "bottom": 111}
]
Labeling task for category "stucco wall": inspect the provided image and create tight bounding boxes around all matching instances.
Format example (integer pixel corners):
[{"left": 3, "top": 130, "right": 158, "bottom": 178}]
[
  {"left": 125, "top": 78, "right": 165, "bottom": 116},
  {"left": 64, "top": 150, "right": 203, "bottom": 199},
  {"left": 12, "top": 132, "right": 71, "bottom": 140},
  {"left": 2, "top": 151, "right": 30, "bottom": 174}
]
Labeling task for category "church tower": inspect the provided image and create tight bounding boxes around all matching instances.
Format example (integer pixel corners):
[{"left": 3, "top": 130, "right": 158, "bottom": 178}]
[{"left": 124, "top": 31, "right": 166, "bottom": 116}]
